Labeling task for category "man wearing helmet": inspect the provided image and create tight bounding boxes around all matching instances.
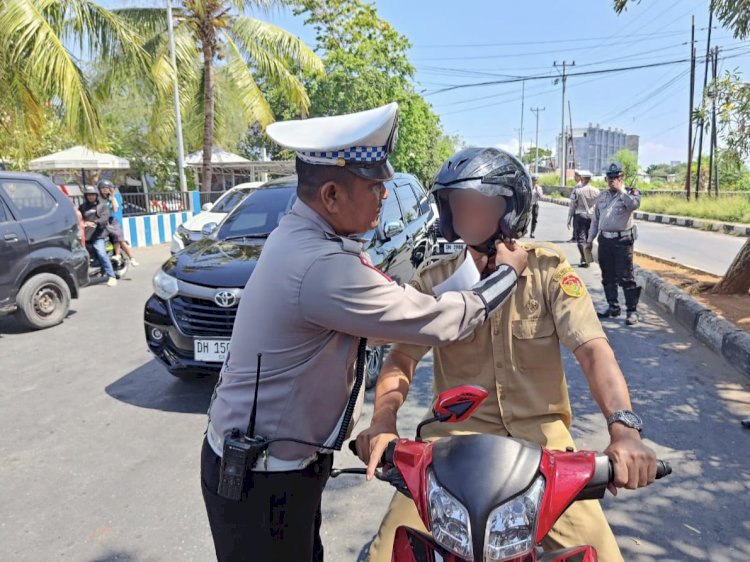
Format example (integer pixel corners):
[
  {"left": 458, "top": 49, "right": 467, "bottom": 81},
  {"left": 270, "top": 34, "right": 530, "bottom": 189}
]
[
  {"left": 356, "top": 147, "right": 656, "bottom": 562},
  {"left": 97, "top": 180, "right": 139, "bottom": 267},
  {"left": 79, "top": 185, "right": 118, "bottom": 286}
]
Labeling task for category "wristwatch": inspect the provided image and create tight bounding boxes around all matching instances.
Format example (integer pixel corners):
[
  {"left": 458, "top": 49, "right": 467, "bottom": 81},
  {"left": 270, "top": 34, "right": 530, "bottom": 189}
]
[{"left": 607, "top": 410, "right": 643, "bottom": 432}]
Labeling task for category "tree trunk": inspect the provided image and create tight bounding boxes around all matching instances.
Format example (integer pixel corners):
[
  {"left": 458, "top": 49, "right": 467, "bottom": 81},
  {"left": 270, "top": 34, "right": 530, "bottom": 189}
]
[
  {"left": 200, "top": 20, "right": 216, "bottom": 193},
  {"left": 713, "top": 236, "right": 750, "bottom": 294}
]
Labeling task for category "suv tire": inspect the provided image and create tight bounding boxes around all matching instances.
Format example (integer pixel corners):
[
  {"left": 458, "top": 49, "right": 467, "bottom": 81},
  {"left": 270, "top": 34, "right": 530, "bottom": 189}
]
[{"left": 15, "top": 273, "right": 71, "bottom": 330}]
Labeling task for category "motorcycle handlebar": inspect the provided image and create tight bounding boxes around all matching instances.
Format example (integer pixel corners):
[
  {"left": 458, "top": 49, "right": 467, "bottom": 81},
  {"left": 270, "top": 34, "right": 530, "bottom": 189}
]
[
  {"left": 348, "top": 439, "right": 398, "bottom": 467},
  {"left": 577, "top": 455, "right": 672, "bottom": 501}
]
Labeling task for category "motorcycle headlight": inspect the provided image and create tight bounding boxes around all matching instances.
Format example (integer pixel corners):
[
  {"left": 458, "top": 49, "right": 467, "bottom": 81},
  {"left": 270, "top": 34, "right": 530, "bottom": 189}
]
[
  {"left": 153, "top": 269, "right": 179, "bottom": 300},
  {"left": 427, "top": 468, "right": 473, "bottom": 560},
  {"left": 484, "top": 476, "right": 545, "bottom": 561}
]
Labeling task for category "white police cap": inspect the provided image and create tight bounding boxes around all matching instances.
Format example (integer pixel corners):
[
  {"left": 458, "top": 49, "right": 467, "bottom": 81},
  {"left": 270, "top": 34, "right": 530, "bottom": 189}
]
[
  {"left": 266, "top": 102, "right": 399, "bottom": 181},
  {"left": 578, "top": 169, "right": 593, "bottom": 178}
]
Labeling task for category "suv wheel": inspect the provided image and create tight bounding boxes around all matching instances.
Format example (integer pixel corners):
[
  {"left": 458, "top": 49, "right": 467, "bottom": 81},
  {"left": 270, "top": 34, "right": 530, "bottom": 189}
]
[
  {"left": 364, "top": 345, "right": 386, "bottom": 389},
  {"left": 15, "top": 273, "right": 71, "bottom": 330}
]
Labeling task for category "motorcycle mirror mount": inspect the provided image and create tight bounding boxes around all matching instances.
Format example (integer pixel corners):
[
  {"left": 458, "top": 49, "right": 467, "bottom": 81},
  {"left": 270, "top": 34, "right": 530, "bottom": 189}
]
[{"left": 415, "top": 385, "right": 489, "bottom": 441}]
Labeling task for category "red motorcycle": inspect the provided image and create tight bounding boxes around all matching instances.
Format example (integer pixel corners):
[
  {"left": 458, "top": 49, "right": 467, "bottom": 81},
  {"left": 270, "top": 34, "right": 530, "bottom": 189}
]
[{"left": 334, "top": 385, "right": 671, "bottom": 562}]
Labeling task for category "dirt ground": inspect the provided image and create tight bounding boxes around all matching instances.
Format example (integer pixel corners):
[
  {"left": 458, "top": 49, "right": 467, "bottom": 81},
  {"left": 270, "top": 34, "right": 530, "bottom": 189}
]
[{"left": 634, "top": 254, "right": 750, "bottom": 334}]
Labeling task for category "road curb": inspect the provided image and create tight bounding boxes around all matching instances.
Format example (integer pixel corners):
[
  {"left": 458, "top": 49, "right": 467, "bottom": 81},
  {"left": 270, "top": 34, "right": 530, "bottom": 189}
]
[
  {"left": 540, "top": 196, "right": 750, "bottom": 236},
  {"left": 633, "top": 265, "right": 750, "bottom": 379}
]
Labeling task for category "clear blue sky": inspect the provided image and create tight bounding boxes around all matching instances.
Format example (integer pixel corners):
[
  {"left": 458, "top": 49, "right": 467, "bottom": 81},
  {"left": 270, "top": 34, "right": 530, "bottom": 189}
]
[{"left": 112, "top": 0, "right": 750, "bottom": 168}]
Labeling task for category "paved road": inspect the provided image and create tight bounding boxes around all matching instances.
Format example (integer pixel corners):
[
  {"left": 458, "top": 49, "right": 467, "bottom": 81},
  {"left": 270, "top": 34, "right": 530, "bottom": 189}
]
[
  {"left": 538, "top": 201, "right": 747, "bottom": 275},
  {"left": 1, "top": 231, "right": 748, "bottom": 561}
]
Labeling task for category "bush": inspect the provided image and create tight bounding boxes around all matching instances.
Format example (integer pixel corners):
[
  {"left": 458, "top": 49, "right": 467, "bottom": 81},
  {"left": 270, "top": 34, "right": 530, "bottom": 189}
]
[{"left": 639, "top": 195, "right": 750, "bottom": 223}]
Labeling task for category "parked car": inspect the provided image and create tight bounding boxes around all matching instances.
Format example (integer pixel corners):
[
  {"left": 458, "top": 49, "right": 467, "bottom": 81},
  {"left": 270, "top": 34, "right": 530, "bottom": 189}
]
[
  {"left": 0, "top": 172, "right": 89, "bottom": 329},
  {"left": 170, "top": 182, "right": 263, "bottom": 254},
  {"left": 426, "top": 216, "right": 466, "bottom": 264},
  {"left": 145, "top": 173, "right": 435, "bottom": 386}
]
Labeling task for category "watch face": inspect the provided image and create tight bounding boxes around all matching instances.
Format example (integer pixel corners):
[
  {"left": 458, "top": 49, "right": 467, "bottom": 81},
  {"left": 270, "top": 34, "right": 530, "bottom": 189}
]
[{"left": 621, "top": 411, "right": 643, "bottom": 428}]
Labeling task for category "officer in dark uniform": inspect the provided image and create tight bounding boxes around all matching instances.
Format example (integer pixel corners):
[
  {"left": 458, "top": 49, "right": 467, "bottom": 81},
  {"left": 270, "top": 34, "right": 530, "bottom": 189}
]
[{"left": 585, "top": 163, "right": 642, "bottom": 325}]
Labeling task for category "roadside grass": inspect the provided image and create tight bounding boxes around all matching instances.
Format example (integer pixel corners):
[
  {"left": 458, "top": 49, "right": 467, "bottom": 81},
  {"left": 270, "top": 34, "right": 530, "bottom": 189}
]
[{"left": 639, "top": 195, "right": 750, "bottom": 224}]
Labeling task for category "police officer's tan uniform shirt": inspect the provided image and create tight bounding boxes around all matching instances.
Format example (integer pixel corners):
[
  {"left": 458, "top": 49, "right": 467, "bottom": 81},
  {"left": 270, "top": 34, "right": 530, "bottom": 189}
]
[
  {"left": 587, "top": 189, "right": 641, "bottom": 243},
  {"left": 207, "top": 200, "right": 495, "bottom": 466},
  {"left": 568, "top": 184, "right": 600, "bottom": 218},
  {"left": 391, "top": 244, "right": 606, "bottom": 449}
]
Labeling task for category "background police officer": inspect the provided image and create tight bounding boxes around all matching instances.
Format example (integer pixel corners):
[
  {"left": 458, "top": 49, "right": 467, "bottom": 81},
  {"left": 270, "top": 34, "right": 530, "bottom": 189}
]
[
  {"left": 200, "top": 103, "right": 528, "bottom": 562},
  {"left": 568, "top": 170, "right": 599, "bottom": 267},
  {"left": 586, "top": 163, "right": 642, "bottom": 325},
  {"left": 528, "top": 173, "right": 544, "bottom": 238}
]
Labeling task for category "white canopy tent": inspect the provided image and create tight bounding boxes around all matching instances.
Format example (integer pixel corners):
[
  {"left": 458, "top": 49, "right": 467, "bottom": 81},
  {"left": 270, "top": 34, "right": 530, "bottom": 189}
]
[
  {"left": 186, "top": 147, "right": 294, "bottom": 190},
  {"left": 28, "top": 145, "right": 130, "bottom": 187}
]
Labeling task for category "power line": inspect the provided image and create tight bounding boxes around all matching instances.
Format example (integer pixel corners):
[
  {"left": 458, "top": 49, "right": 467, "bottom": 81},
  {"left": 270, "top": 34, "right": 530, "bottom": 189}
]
[{"left": 424, "top": 48, "right": 750, "bottom": 96}]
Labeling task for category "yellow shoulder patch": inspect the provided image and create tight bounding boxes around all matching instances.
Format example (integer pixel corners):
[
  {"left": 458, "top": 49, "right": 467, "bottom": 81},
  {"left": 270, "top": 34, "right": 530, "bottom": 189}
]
[{"left": 559, "top": 272, "right": 586, "bottom": 298}]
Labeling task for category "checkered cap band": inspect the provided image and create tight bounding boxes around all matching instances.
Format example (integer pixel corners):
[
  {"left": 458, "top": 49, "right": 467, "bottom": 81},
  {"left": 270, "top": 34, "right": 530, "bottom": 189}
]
[{"left": 297, "top": 145, "right": 388, "bottom": 165}]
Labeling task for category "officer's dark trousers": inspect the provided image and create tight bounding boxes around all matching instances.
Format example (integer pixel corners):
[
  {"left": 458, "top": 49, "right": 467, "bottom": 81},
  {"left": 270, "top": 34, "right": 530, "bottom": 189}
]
[
  {"left": 573, "top": 215, "right": 592, "bottom": 261},
  {"left": 530, "top": 203, "right": 540, "bottom": 234},
  {"left": 597, "top": 235, "right": 641, "bottom": 311},
  {"left": 201, "top": 437, "right": 332, "bottom": 562}
]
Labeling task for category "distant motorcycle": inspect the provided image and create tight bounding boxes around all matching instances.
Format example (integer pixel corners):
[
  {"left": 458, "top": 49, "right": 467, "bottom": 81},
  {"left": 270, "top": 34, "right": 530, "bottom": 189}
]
[{"left": 87, "top": 239, "right": 129, "bottom": 279}]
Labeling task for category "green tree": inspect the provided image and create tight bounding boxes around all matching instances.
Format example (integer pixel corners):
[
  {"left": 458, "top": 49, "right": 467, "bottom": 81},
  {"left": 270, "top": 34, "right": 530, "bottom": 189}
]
[
  {"left": 0, "top": 0, "right": 146, "bottom": 158},
  {"left": 521, "top": 146, "right": 552, "bottom": 166},
  {"left": 612, "top": 148, "right": 638, "bottom": 184},
  {"left": 113, "top": 1, "right": 323, "bottom": 191},
  {"left": 293, "top": 0, "right": 455, "bottom": 184}
]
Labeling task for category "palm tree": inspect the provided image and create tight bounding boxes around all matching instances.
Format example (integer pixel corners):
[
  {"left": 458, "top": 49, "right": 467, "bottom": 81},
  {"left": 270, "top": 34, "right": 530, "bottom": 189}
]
[
  {"left": 0, "top": 0, "right": 146, "bottom": 155},
  {"left": 114, "top": 1, "right": 323, "bottom": 191}
]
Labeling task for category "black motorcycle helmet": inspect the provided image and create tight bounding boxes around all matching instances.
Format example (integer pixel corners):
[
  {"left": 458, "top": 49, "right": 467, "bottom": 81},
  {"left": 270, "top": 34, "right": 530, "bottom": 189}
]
[
  {"left": 83, "top": 185, "right": 99, "bottom": 197},
  {"left": 97, "top": 179, "right": 114, "bottom": 192},
  {"left": 430, "top": 147, "right": 531, "bottom": 254}
]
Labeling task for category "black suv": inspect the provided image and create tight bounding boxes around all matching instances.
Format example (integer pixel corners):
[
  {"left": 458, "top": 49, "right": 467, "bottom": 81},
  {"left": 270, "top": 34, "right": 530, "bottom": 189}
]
[
  {"left": 0, "top": 172, "right": 89, "bottom": 329},
  {"left": 144, "top": 173, "right": 436, "bottom": 384}
]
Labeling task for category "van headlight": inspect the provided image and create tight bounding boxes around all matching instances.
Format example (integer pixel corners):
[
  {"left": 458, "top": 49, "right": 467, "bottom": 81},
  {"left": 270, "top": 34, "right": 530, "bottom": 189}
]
[
  {"left": 153, "top": 269, "right": 179, "bottom": 300},
  {"left": 484, "top": 476, "right": 545, "bottom": 561},
  {"left": 427, "top": 468, "right": 473, "bottom": 560}
]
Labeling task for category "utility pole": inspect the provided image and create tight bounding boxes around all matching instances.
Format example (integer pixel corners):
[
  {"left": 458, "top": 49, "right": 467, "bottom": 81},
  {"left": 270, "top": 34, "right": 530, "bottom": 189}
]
[
  {"left": 518, "top": 80, "right": 526, "bottom": 160},
  {"left": 686, "top": 15, "right": 696, "bottom": 200},
  {"left": 709, "top": 46, "right": 720, "bottom": 196},
  {"left": 694, "top": 6, "right": 714, "bottom": 200},
  {"left": 554, "top": 61, "right": 574, "bottom": 188},
  {"left": 530, "top": 107, "right": 545, "bottom": 173},
  {"left": 568, "top": 100, "right": 577, "bottom": 171},
  {"left": 166, "top": 0, "right": 188, "bottom": 194}
]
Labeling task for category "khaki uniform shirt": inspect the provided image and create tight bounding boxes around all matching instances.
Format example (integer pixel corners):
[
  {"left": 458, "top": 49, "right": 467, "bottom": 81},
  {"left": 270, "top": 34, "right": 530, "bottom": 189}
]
[
  {"left": 207, "top": 200, "right": 496, "bottom": 467},
  {"left": 587, "top": 188, "right": 641, "bottom": 243},
  {"left": 568, "top": 184, "right": 601, "bottom": 218},
  {"left": 392, "top": 243, "right": 606, "bottom": 449}
]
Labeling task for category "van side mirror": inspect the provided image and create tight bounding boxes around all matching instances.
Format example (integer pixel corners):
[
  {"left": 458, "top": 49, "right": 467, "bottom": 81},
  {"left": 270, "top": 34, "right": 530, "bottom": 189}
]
[
  {"left": 202, "top": 202, "right": 213, "bottom": 212},
  {"left": 201, "top": 222, "right": 218, "bottom": 237}
]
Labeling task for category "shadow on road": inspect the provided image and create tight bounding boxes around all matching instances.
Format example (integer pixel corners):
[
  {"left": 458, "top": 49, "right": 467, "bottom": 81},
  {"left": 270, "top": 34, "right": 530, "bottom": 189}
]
[
  {"left": 105, "top": 358, "right": 217, "bottom": 414},
  {"left": 564, "top": 301, "right": 750, "bottom": 561}
]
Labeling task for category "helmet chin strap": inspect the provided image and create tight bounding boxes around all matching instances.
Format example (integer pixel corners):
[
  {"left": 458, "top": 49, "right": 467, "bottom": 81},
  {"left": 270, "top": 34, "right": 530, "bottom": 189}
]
[{"left": 469, "top": 225, "right": 504, "bottom": 257}]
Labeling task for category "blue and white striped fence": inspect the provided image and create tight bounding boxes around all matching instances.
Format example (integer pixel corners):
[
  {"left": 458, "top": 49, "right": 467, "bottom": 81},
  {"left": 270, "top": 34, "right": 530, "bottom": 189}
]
[{"left": 115, "top": 192, "right": 202, "bottom": 248}]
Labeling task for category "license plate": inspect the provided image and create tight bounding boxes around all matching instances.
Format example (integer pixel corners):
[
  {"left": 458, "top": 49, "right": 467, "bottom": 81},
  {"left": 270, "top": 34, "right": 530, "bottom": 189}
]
[
  {"left": 442, "top": 243, "right": 465, "bottom": 253},
  {"left": 194, "top": 339, "right": 230, "bottom": 363}
]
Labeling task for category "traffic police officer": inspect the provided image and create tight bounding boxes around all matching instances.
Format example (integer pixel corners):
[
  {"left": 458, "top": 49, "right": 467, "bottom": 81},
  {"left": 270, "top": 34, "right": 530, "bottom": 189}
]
[
  {"left": 528, "top": 173, "right": 544, "bottom": 238},
  {"left": 567, "top": 170, "right": 599, "bottom": 267},
  {"left": 200, "top": 103, "right": 528, "bottom": 561},
  {"left": 585, "top": 162, "right": 642, "bottom": 325},
  {"left": 355, "top": 148, "right": 656, "bottom": 562}
]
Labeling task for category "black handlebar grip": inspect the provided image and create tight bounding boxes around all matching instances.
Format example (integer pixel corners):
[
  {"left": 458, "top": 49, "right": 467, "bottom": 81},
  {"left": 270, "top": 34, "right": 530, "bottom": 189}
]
[
  {"left": 655, "top": 460, "right": 672, "bottom": 479},
  {"left": 383, "top": 440, "right": 397, "bottom": 465},
  {"left": 348, "top": 440, "right": 359, "bottom": 456}
]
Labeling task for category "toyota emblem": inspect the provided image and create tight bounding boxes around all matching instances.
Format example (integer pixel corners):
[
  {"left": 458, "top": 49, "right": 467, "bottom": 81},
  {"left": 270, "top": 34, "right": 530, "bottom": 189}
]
[{"left": 214, "top": 290, "right": 238, "bottom": 308}]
